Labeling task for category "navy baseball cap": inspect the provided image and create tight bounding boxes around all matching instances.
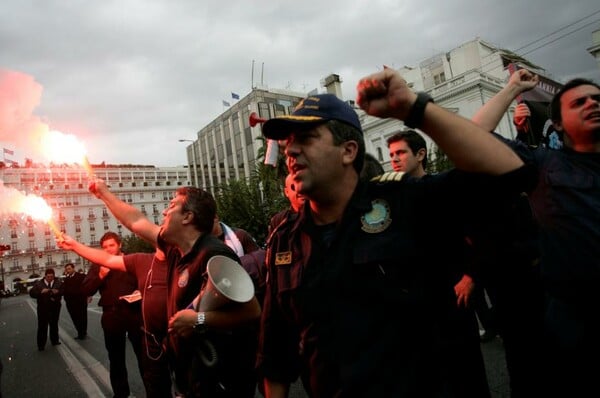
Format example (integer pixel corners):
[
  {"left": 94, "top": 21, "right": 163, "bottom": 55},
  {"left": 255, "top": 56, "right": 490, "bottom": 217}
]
[{"left": 262, "top": 94, "right": 362, "bottom": 140}]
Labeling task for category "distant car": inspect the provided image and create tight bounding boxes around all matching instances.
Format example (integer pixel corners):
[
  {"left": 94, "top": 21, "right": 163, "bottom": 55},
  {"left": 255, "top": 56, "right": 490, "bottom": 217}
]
[{"left": 0, "top": 289, "right": 19, "bottom": 298}]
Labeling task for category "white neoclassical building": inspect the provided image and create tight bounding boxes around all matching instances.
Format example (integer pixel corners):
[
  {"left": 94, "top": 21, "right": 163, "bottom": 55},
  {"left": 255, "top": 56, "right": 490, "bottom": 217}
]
[
  {"left": 0, "top": 164, "right": 189, "bottom": 288},
  {"left": 360, "top": 38, "right": 548, "bottom": 171}
]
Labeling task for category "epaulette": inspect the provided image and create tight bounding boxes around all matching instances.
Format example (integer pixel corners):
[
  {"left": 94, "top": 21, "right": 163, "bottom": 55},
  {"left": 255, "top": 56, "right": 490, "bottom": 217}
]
[{"left": 370, "top": 171, "right": 405, "bottom": 183}]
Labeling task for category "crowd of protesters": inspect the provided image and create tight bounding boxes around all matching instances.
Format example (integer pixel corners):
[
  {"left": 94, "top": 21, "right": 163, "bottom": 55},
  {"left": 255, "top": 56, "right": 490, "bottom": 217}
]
[{"left": 11, "top": 66, "right": 598, "bottom": 398}]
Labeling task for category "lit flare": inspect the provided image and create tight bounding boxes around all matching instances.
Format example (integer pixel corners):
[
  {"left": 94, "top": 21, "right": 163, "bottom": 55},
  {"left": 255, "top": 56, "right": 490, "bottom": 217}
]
[
  {"left": 40, "top": 130, "right": 94, "bottom": 178},
  {"left": 20, "top": 194, "right": 61, "bottom": 238}
]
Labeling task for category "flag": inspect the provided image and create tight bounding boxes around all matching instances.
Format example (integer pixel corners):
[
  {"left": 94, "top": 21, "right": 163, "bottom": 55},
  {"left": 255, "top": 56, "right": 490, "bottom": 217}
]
[
  {"left": 231, "top": 92, "right": 240, "bottom": 100},
  {"left": 3, "top": 148, "right": 14, "bottom": 156},
  {"left": 222, "top": 100, "right": 230, "bottom": 107}
]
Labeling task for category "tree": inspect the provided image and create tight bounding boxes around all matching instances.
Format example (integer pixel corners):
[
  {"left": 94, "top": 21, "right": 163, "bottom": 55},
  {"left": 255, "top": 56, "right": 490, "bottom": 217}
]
[
  {"left": 426, "top": 144, "right": 454, "bottom": 174},
  {"left": 121, "top": 234, "right": 154, "bottom": 254},
  {"left": 213, "top": 137, "right": 288, "bottom": 245}
]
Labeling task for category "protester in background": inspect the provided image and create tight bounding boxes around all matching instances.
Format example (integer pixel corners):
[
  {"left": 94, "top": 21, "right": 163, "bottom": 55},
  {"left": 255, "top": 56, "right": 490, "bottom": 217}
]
[
  {"left": 29, "top": 268, "right": 63, "bottom": 351},
  {"left": 257, "top": 66, "right": 529, "bottom": 397},
  {"left": 81, "top": 232, "right": 143, "bottom": 398},
  {"left": 387, "top": 129, "right": 490, "bottom": 397},
  {"left": 57, "top": 238, "right": 171, "bottom": 398},
  {"left": 62, "top": 262, "right": 89, "bottom": 340},
  {"left": 359, "top": 152, "right": 384, "bottom": 181},
  {"left": 387, "top": 129, "right": 428, "bottom": 175},
  {"left": 88, "top": 182, "right": 261, "bottom": 397},
  {"left": 212, "top": 215, "right": 266, "bottom": 301},
  {"left": 473, "top": 68, "right": 599, "bottom": 397},
  {"left": 513, "top": 102, "right": 564, "bottom": 149},
  {"left": 268, "top": 173, "right": 306, "bottom": 235}
]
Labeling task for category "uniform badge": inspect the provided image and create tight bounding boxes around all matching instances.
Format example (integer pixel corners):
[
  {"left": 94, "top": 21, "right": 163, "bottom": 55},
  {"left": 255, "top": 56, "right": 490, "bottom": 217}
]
[
  {"left": 361, "top": 199, "right": 392, "bottom": 233},
  {"left": 178, "top": 268, "right": 189, "bottom": 288},
  {"left": 275, "top": 251, "right": 292, "bottom": 266}
]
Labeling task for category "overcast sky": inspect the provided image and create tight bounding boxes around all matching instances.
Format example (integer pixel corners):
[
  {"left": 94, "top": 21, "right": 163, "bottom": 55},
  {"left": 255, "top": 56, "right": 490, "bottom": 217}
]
[{"left": 1, "top": 0, "right": 599, "bottom": 167}]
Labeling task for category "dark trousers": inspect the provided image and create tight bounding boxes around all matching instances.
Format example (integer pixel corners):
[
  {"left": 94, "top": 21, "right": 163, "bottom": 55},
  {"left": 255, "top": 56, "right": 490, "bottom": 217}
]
[
  {"left": 101, "top": 305, "right": 143, "bottom": 398},
  {"left": 140, "top": 329, "right": 171, "bottom": 398},
  {"left": 65, "top": 297, "right": 88, "bottom": 337},
  {"left": 540, "top": 295, "right": 600, "bottom": 398},
  {"left": 37, "top": 304, "right": 60, "bottom": 349}
]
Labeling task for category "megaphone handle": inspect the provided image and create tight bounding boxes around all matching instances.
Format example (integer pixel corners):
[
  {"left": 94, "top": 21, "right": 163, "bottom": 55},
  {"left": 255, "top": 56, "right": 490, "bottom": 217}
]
[{"left": 199, "top": 338, "right": 218, "bottom": 368}]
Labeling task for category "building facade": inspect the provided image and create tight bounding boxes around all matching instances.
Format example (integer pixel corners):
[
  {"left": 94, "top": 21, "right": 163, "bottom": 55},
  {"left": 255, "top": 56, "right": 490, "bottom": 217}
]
[
  {"left": 183, "top": 86, "right": 311, "bottom": 194},
  {"left": 361, "top": 38, "right": 547, "bottom": 171},
  {"left": 0, "top": 164, "right": 189, "bottom": 288},
  {"left": 185, "top": 39, "right": 549, "bottom": 178}
]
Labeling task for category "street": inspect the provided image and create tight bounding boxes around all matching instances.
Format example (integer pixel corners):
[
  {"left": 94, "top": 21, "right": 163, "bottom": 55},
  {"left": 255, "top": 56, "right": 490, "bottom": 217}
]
[{"left": 0, "top": 294, "right": 509, "bottom": 397}]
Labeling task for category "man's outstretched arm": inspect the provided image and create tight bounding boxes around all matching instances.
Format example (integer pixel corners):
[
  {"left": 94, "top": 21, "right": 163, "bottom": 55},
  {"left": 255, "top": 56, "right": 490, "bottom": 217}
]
[
  {"left": 89, "top": 178, "right": 160, "bottom": 245},
  {"left": 471, "top": 68, "right": 538, "bottom": 132},
  {"left": 57, "top": 234, "right": 126, "bottom": 272}
]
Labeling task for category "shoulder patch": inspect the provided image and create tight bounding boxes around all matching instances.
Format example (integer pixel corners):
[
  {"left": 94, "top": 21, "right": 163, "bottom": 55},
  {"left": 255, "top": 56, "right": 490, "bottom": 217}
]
[
  {"left": 370, "top": 171, "right": 405, "bottom": 183},
  {"left": 361, "top": 199, "right": 392, "bottom": 233}
]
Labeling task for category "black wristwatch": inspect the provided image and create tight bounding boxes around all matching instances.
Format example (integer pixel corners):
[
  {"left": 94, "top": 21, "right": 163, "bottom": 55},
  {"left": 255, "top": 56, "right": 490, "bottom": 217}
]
[{"left": 404, "top": 92, "right": 434, "bottom": 129}]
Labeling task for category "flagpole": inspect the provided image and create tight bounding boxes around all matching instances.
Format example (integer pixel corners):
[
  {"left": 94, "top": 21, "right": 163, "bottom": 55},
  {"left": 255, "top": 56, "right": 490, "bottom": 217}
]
[{"left": 251, "top": 60, "right": 255, "bottom": 90}]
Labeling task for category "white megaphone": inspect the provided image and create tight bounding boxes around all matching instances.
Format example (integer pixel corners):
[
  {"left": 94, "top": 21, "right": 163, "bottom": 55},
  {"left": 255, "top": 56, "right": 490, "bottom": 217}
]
[{"left": 198, "top": 255, "right": 255, "bottom": 311}]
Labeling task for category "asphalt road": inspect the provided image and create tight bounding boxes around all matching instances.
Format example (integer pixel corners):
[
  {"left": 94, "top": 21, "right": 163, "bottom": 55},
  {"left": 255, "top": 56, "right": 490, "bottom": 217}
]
[{"left": 0, "top": 294, "right": 509, "bottom": 397}]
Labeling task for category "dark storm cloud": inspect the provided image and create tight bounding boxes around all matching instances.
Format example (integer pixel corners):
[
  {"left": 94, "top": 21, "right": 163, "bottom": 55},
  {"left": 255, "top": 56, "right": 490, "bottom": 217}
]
[{"left": 1, "top": 0, "right": 599, "bottom": 166}]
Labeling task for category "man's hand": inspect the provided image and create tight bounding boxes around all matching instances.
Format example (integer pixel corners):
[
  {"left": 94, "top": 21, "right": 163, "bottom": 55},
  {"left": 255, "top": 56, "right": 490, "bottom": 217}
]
[
  {"left": 454, "top": 274, "right": 475, "bottom": 308},
  {"left": 88, "top": 178, "right": 109, "bottom": 199},
  {"left": 356, "top": 67, "right": 418, "bottom": 121},
  {"left": 168, "top": 309, "right": 198, "bottom": 338},
  {"left": 514, "top": 103, "right": 531, "bottom": 130},
  {"left": 99, "top": 267, "right": 110, "bottom": 279},
  {"left": 55, "top": 233, "right": 76, "bottom": 250},
  {"left": 507, "top": 69, "right": 539, "bottom": 95}
]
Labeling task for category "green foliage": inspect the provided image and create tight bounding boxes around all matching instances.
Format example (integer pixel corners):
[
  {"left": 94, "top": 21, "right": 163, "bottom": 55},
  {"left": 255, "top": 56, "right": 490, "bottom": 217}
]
[
  {"left": 214, "top": 138, "right": 289, "bottom": 246},
  {"left": 426, "top": 144, "right": 454, "bottom": 174},
  {"left": 121, "top": 234, "right": 155, "bottom": 254}
]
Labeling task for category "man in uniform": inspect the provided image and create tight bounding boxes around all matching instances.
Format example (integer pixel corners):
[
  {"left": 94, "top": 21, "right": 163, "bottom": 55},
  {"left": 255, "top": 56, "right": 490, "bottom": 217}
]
[
  {"left": 30, "top": 268, "right": 63, "bottom": 350},
  {"left": 62, "top": 262, "right": 89, "bottom": 340},
  {"left": 256, "top": 67, "right": 532, "bottom": 397}
]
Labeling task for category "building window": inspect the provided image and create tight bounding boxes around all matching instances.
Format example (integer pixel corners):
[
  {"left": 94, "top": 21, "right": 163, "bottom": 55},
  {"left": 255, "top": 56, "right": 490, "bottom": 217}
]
[
  {"left": 377, "top": 147, "right": 384, "bottom": 162},
  {"left": 434, "top": 72, "right": 446, "bottom": 85},
  {"left": 103, "top": 220, "right": 109, "bottom": 230}
]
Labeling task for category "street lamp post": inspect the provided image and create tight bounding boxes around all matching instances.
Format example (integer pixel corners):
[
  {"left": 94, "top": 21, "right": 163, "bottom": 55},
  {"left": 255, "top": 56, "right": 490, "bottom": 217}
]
[
  {"left": 179, "top": 139, "right": 199, "bottom": 187},
  {"left": 0, "top": 244, "right": 11, "bottom": 289}
]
